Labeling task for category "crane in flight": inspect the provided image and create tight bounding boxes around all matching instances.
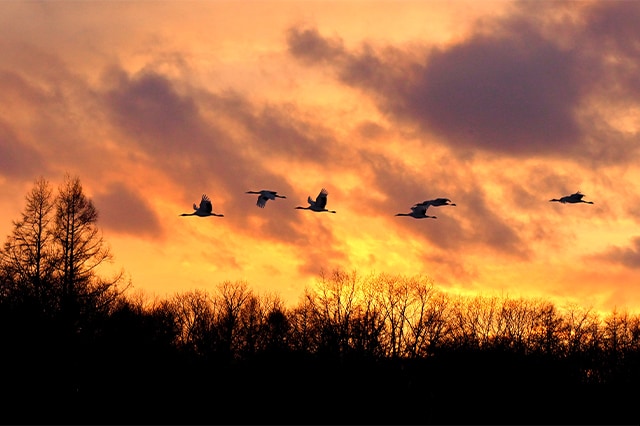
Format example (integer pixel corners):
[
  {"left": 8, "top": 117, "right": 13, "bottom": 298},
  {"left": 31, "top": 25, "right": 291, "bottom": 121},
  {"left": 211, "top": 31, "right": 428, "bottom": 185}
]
[
  {"left": 246, "top": 189, "right": 286, "bottom": 208},
  {"left": 549, "top": 191, "right": 594, "bottom": 204},
  {"left": 413, "top": 197, "right": 456, "bottom": 208},
  {"left": 395, "top": 204, "right": 437, "bottom": 219},
  {"left": 295, "top": 188, "right": 336, "bottom": 213},
  {"left": 180, "top": 194, "right": 224, "bottom": 217}
]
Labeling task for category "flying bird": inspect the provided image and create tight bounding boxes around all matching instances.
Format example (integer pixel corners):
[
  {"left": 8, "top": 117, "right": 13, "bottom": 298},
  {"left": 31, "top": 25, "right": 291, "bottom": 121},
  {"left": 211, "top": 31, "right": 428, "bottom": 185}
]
[
  {"left": 549, "top": 191, "right": 594, "bottom": 204},
  {"left": 413, "top": 197, "right": 456, "bottom": 208},
  {"left": 180, "top": 194, "right": 224, "bottom": 217},
  {"left": 295, "top": 188, "right": 336, "bottom": 213},
  {"left": 395, "top": 204, "right": 437, "bottom": 219},
  {"left": 246, "top": 190, "right": 287, "bottom": 208}
]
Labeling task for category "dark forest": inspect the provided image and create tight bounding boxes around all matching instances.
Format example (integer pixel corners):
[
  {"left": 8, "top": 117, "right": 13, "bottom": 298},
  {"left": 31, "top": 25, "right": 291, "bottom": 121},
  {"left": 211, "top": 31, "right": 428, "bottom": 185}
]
[{"left": 1, "top": 177, "right": 638, "bottom": 425}]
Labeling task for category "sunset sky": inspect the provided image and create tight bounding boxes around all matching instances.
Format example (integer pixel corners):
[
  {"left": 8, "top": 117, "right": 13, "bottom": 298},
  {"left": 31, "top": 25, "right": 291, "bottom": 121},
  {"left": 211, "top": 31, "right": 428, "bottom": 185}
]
[{"left": 2, "top": 0, "right": 640, "bottom": 314}]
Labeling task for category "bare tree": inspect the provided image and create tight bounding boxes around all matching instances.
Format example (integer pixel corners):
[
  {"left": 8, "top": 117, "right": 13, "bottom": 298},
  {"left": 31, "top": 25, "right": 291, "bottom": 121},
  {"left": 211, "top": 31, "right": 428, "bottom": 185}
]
[
  {"left": 373, "top": 273, "right": 412, "bottom": 358},
  {"left": 448, "top": 295, "right": 483, "bottom": 350},
  {"left": 307, "top": 269, "right": 359, "bottom": 357},
  {"left": 236, "top": 293, "right": 264, "bottom": 357},
  {"left": 216, "top": 280, "right": 252, "bottom": 359},
  {"left": 409, "top": 288, "right": 451, "bottom": 357},
  {"left": 288, "top": 294, "right": 320, "bottom": 354},
  {"left": 170, "top": 289, "right": 216, "bottom": 355},
  {"left": 562, "top": 304, "right": 599, "bottom": 356},
  {"left": 530, "top": 302, "right": 566, "bottom": 356},
  {"left": 350, "top": 278, "right": 385, "bottom": 359},
  {"left": 259, "top": 295, "right": 291, "bottom": 354},
  {"left": 497, "top": 297, "right": 538, "bottom": 352}
]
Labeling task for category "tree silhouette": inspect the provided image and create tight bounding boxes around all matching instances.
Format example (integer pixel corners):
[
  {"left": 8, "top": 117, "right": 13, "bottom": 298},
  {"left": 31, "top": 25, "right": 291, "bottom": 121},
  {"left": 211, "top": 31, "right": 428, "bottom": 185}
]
[
  {"left": 0, "top": 177, "right": 56, "bottom": 310},
  {"left": 530, "top": 301, "right": 566, "bottom": 356},
  {"left": 170, "top": 289, "right": 218, "bottom": 357},
  {"left": 0, "top": 175, "right": 130, "bottom": 424},
  {"left": 2, "top": 176, "right": 640, "bottom": 425},
  {"left": 216, "top": 280, "right": 252, "bottom": 360},
  {"left": 53, "top": 174, "right": 123, "bottom": 323},
  {"left": 262, "top": 305, "right": 290, "bottom": 354},
  {"left": 307, "top": 269, "right": 360, "bottom": 357}
]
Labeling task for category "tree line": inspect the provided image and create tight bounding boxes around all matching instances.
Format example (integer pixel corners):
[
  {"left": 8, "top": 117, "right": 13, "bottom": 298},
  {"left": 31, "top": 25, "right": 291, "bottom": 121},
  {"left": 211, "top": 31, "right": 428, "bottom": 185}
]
[{"left": 1, "top": 176, "right": 638, "bottom": 424}]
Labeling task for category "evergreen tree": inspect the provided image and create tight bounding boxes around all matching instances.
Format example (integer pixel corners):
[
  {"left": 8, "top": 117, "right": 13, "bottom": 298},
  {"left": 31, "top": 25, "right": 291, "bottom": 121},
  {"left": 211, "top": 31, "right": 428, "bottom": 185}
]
[
  {"left": 52, "top": 173, "right": 121, "bottom": 325},
  {"left": 0, "top": 177, "right": 56, "bottom": 310}
]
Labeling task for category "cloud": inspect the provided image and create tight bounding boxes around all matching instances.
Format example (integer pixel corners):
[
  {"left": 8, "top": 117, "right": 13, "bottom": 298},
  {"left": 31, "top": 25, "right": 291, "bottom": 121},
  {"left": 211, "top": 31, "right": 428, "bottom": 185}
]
[
  {"left": 355, "top": 149, "right": 528, "bottom": 258},
  {"left": 584, "top": 1, "right": 640, "bottom": 78},
  {"left": 594, "top": 236, "right": 640, "bottom": 269},
  {"left": 287, "top": 22, "right": 583, "bottom": 157},
  {"left": 93, "top": 182, "right": 164, "bottom": 239},
  {"left": 286, "top": 27, "right": 345, "bottom": 65},
  {"left": 400, "top": 33, "right": 581, "bottom": 155},
  {"left": 0, "top": 120, "right": 48, "bottom": 180},
  {"left": 102, "top": 68, "right": 203, "bottom": 152},
  {"left": 286, "top": 1, "right": 640, "bottom": 164},
  {"left": 99, "top": 65, "right": 348, "bottom": 254}
]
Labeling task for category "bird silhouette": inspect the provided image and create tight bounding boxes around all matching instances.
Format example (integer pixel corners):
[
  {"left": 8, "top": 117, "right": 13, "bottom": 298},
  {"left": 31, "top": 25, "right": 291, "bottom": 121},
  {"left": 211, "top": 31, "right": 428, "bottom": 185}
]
[
  {"left": 246, "top": 190, "right": 287, "bottom": 208},
  {"left": 396, "top": 204, "right": 437, "bottom": 219},
  {"left": 549, "top": 191, "right": 594, "bottom": 204},
  {"left": 413, "top": 197, "right": 456, "bottom": 208},
  {"left": 295, "top": 188, "right": 336, "bottom": 213},
  {"left": 180, "top": 194, "right": 224, "bottom": 217}
]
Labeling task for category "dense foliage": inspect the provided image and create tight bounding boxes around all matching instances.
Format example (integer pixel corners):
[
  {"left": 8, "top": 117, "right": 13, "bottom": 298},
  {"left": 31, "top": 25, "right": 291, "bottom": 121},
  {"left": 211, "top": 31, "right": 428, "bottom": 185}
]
[{"left": 1, "top": 178, "right": 638, "bottom": 424}]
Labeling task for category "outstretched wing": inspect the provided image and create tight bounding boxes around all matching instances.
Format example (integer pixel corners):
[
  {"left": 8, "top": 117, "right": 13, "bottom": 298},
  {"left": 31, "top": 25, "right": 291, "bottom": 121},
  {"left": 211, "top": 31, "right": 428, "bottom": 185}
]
[
  {"left": 314, "top": 188, "right": 329, "bottom": 209},
  {"left": 257, "top": 195, "right": 268, "bottom": 208},
  {"left": 431, "top": 197, "right": 452, "bottom": 206},
  {"left": 411, "top": 205, "right": 427, "bottom": 215},
  {"left": 570, "top": 192, "right": 585, "bottom": 200},
  {"left": 200, "top": 194, "right": 213, "bottom": 213},
  {"left": 411, "top": 202, "right": 432, "bottom": 212},
  {"left": 414, "top": 198, "right": 453, "bottom": 208}
]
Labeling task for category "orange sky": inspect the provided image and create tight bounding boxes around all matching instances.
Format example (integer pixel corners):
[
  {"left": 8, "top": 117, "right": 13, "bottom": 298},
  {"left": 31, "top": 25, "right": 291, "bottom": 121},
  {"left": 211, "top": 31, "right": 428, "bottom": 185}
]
[{"left": 2, "top": 0, "right": 640, "bottom": 315}]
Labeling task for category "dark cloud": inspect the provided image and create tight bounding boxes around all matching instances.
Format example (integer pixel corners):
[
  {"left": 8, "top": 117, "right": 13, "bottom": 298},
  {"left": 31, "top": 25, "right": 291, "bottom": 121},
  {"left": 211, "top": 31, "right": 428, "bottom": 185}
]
[
  {"left": 93, "top": 182, "right": 164, "bottom": 239},
  {"left": 354, "top": 120, "right": 387, "bottom": 140},
  {"left": 100, "top": 66, "right": 343, "bottom": 248},
  {"left": 451, "top": 188, "right": 530, "bottom": 260},
  {"left": 0, "top": 69, "right": 64, "bottom": 181},
  {"left": 585, "top": 1, "right": 640, "bottom": 63},
  {"left": 286, "top": 2, "right": 640, "bottom": 163},
  {"left": 287, "top": 21, "right": 583, "bottom": 157},
  {"left": 0, "top": 120, "right": 47, "bottom": 180},
  {"left": 286, "top": 27, "right": 345, "bottom": 64},
  {"left": 594, "top": 236, "right": 640, "bottom": 269},
  {"left": 102, "top": 67, "right": 336, "bottom": 186},
  {"left": 103, "top": 69, "right": 202, "bottom": 151},
  {"left": 401, "top": 33, "right": 581, "bottom": 155},
  {"left": 215, "top": 96, "right": 336, "bottom": 165},
  {"left": 355, "top": 149, "right": 528, "bottom": 258}
]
